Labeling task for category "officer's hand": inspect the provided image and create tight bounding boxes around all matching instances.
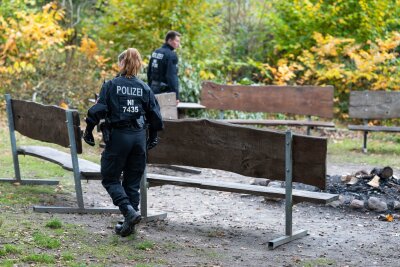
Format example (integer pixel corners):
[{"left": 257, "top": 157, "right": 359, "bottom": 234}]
[
  {"left": 83, "top": 129, "right": 95, "bottom": 146},
  {"left": 147, "top": 137, "right": 158, "bottom": 150}
]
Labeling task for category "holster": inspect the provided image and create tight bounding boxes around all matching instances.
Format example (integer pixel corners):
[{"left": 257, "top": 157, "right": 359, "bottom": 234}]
[{"left": 99, "top": 120, "right": 111, "bottom": 143}]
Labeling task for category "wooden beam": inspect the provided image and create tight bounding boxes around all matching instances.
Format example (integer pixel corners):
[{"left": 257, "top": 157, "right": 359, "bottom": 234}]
[
  {"left": 349, "top": 91, "right": 400, "bottom": 119},
  {"left": 17, "top": 146, "right": 100, "bottom": 176},
  {"left": 148, "top": 119, "right": 327, "bottom": 189},
  {"left": 201, "top": 81, "right": 334, "bottom": 118},
  {"left": 348, "top": 125, "right": 400, "bottom": 132},
  {"left": 220, "top": 119, "right": 335, "bottom": 128},
  {"left": 147, "top": 174, "right": 337, "bottom": 204}
]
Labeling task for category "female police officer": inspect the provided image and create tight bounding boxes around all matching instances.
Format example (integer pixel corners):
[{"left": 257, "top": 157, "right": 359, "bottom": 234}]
[{"left": 83, "top": 48, "right": 163, "bottom": 237}]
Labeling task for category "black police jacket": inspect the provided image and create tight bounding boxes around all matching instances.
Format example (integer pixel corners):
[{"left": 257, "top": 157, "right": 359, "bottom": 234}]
[
  {"left": 147, "top": 43, "right": 179, "bottom": 98},
  {"left": 87, "top": 75, "right": 163, "bottom": 131}
]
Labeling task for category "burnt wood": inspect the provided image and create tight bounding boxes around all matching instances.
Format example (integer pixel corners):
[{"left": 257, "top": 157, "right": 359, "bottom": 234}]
[
  {"left": 201, "top": 81, "right": 334, "bottom": 118},
  {"left": 147, "top": 174, "right": 337, "bottom": 204},
  {"left": 348, "top": 125, "right": 400, "bottom": 132},
  {"left": 149, "top": 119, "right": 327, "bottom": 189},
  {"left": 220, "top": 119, "right": 335, "bottom": 127},
  {"left": 11, "top": 100, "right": 82, "bottom": 153},
  {"left": 155, "top": 93, "right": 178, "bottom": 120},
  {"left": 349, "top": 91, "right": 400, "bottom": 119}
]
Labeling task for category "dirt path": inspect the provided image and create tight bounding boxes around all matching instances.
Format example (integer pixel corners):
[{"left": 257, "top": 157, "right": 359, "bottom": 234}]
[{"left": 52, "top": 163, "right": 400, "bottom": 267}]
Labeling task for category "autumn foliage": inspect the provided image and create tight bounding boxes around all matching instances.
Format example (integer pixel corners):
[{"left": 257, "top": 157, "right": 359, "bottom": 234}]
[{"left": 0, "top": 0, "right": 399, "bottom": 120}]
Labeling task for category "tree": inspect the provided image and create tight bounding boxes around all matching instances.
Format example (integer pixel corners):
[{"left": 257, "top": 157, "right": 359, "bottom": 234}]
[{"left": 265, "top": 0, "right": 400, "bottom": 59}]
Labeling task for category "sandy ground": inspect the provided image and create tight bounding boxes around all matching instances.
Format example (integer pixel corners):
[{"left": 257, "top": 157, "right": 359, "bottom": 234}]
[{"left": 47, "top": 163, "right": 400, "bottom": 267}]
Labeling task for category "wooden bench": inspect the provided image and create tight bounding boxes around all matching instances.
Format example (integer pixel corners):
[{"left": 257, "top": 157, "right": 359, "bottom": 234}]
[
  {"left": 155, "top": 92, "right": 205, "bottom": 119},
  {"left": 145, "top": 119, "right": 338, "bottom": 249},
  {"left": 3, "top": 95, "right": 338, "bottom": 249},
  {"left": 348, "top": 91, "right": 400, "bottom": 152},
  {"left": 201, "top": 81, "right": 335, "bottom": 134},
  {"left": 1, "top": 94, "right": 119, "bottom": 213}
]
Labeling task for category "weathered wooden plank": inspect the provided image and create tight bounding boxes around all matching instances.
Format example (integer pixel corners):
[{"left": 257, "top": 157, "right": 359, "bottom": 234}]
[
  {"left": 147, "top": 174, "right": 338, "bottom": 204},
  {"left": 148, "top": 119, "right": 327, "bottom": 189},
  {"left": 349, "top": 91, "right": 400, "bottom": 119},
  {"left": 220, "top": 119, "right": 335, "bottom": 127},
  {"left": 17, "top": 146, "right": 100, "bottom": 175},
  {"left": 11, "top": 100, "right": 82, "bottom": 153},
  {"left": 201, "top": 81, "right": 334, "bottom": 118},
  {"left": 348, "top": 125, "right": 400, "bottom": 132},
  {"left": 155, "top": 93, "right": 178, "bottom": 119},
  {"left": 177, "top": 102, "right": 205, "bottom": 109}
]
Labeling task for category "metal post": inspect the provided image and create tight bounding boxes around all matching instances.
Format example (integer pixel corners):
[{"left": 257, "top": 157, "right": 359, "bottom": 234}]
[
  {"left": 285, "top": 130, "right": 293, "bottom": 236},
  {"left": 5, "top": 94, "right": 21, "bottom": 181},
  {"left": 268, "top": 130, "right": 308, "bottom": 249},
  {"left": 306, "top": 115, "right": 311, "bottom": 136},
  {"left": 362, "top": 119, "right": 368, "bottom": 153},
  {"left": 140, "top": 167, "right": 148, "bottom": 218},
  {"left": 140, "top": 166, "right": 167, "bottom": 222},
  {"left": 219, "top": 110, "right": 224, "bottom": 120},
  {"left": 66, "top": 110, "right": 84, "bottom": 209}
]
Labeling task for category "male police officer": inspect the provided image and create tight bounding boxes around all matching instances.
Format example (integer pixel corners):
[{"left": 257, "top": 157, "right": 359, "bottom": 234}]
[
  {"left": 147, "top": 30, "right": 181, "bottom": 101},
  {"left": 84, "top": 48, "right": 163, "bottom": 237}
]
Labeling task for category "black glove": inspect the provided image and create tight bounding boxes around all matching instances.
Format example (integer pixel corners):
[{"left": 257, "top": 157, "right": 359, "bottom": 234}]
[
  {"left": 83, "top": 120, "right": 95, "bottom": 146},
  {"left": 147, "top": 130, "right": 158, "bottom": 150}
]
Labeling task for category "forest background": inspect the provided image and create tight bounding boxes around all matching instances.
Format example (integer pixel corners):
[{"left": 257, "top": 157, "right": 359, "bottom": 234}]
[{"left": 0, "top": 0, "right": 399, "bottom": 122}]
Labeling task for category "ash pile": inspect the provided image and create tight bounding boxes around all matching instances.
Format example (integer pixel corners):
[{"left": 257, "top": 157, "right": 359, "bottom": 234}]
[{"left": 327, "top": 167, "right": 400, "bottom": 212}]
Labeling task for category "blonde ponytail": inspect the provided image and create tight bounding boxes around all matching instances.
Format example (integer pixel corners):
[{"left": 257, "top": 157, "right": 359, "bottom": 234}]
[{"left": 118, "top": 48, "right": 143, "bottom": 78}]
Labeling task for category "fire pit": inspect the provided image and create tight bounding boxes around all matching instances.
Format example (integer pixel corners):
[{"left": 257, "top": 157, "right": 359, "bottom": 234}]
[{"left": 326, "top": 166, "right": 400, "bottom": 212}]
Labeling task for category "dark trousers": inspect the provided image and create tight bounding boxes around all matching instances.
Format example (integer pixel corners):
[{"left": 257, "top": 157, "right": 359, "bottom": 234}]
[{"left": 101, "top": 128, "right": 146, "bottom": 212}]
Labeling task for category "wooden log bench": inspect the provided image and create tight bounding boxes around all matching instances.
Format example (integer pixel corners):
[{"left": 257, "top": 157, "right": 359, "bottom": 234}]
[
  {"left": 145, "top": 119, "right": 338, "bottom": 249},
  {"left": 348, "top": 91, "right": 400, "bottom": 153},
  {"left": 201, "top": 81, "right": 335, "bottom": 135}
]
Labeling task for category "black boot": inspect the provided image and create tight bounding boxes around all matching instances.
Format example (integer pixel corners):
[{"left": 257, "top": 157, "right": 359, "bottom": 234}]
[
  {"left": 118, "top": 205, "right": 141, "bottom": 237},
  {"left": 114, "top": 218, "right": 124, "bottom": 234}
]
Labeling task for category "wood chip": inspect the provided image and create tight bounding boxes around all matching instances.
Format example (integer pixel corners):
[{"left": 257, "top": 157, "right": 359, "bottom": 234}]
[
  {"left": 347, "top": 176, "right": 359, "bottom": 185},
  {"left": 341, "top": 175, "right": 352, "bottom": 183},
  {"left": 367, "top": 175, "right": 380, "bottom": 188}
]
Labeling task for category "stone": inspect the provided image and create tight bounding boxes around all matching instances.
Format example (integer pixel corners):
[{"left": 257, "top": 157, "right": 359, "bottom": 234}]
[
  {"left": 268, "top": 181, "right": 283, "bottom": 188},
  {"left": 393, "top": 201, "right": 400, "bottom": 210},
  {"left": 350, "top": 199, "right": 364, "bottom": 209},
  {"left": 250, "top": 178, "right": 270, "bottom": 186},
  {"left": 293, "top": 182, "right": 319, "bottom": 192},
  {"left": 367, "top": 197, "right": 388, "bottom": 212},
  {"left": 339, "top": 195, "right": 354, "bottom": 205}
]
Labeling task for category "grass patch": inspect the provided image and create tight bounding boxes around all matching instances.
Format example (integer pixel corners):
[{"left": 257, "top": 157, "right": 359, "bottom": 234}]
[
  {"left": 45, "top": 218, "right": 63, "bottom": 229},
  {"left": 4, "top": 244, "right": 22, "bottom": 254},
  {"left": 328, "top": 137, "right": 400, "bottom": 166},
  {"left": 299, "top": 257, "right": 336, "bottom": 267},
  {"left": 0, "top": 259, "right": 18, "bottom": 267},
  {"left": 23, "top": 253, "right": 55, "bottom": 264},
  {"left": 32, "top": 232, "right": 61, "bottom": 249},
  {"left": 127, "top": 253, "right": 146, "bottom": 261},
  {"left": 0, "top": 183, "right": 61, "bottom": 206},
  {"left": 61, "top": 252, "right": 75, "bottom": 261},
  {"left": 135, "top": 240, "right": 155, "bottom": 250},
  {"left": 162, "top": 241, "right": 181, "bottom": 251}
]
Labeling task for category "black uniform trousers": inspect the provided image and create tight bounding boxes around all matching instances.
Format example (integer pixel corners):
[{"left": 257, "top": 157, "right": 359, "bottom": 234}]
[{"left": 101, "top": 127, "right": 146, "bottom": 213}]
